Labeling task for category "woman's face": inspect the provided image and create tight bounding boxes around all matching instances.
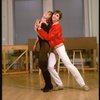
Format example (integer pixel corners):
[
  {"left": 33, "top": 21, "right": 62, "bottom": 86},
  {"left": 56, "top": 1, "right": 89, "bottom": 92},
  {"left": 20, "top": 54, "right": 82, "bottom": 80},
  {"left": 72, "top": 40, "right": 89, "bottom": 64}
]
[
  {"left": 52, "top": 13, "right": 60, "bottom": 23},
  {"left": 43, "top": 11, "right": 52, "bottom": 19}
]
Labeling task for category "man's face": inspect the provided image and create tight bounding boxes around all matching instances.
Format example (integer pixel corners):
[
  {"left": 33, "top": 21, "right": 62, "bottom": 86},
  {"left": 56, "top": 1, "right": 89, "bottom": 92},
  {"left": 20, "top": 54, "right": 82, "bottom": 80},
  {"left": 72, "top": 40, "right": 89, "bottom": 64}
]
[{"left": 52, "top": 13, "right": 60, "bottom": 23}]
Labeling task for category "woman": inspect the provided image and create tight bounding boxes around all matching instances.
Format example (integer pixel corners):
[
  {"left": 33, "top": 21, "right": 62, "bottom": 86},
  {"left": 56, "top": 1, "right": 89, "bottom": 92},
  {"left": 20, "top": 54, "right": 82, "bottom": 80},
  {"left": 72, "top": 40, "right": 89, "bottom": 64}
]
[
  {"left": 36, "top": 10, "right": 89, "bottom": 91},
  {"left": 34, "top": 11, "right": 53, "bottom": 92}
]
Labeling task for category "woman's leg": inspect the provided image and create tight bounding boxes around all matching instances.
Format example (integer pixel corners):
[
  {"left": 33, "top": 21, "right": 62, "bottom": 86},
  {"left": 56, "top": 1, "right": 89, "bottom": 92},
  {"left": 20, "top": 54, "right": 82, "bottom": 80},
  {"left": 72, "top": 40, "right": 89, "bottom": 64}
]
[
  {"left": 55, "top": 45, "right": 86, "bottom": 87},
  {"left": 38, "top": 47, "right": 53, "bottom": 91},
  {"left": 48, "top": 52, "right": 63, "bottom": 87}
]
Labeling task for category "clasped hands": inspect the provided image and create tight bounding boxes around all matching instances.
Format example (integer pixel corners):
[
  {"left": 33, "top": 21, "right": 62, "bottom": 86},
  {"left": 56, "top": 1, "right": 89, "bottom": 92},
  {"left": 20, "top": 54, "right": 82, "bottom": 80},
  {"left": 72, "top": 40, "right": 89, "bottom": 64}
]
[
  {"left": 34, "top": 19, "right": 44, "bottom": 39},
  {"left": 34, "top": 19, "right": 41, "bottom": 32}
]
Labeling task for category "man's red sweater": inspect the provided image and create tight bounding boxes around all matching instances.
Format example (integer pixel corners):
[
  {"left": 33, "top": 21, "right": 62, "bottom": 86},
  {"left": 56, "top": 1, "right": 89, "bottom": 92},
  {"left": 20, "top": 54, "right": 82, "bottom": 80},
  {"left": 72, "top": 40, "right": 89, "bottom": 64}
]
[{"left": 38, "top": 23, "right": 64, "bottom": 47}]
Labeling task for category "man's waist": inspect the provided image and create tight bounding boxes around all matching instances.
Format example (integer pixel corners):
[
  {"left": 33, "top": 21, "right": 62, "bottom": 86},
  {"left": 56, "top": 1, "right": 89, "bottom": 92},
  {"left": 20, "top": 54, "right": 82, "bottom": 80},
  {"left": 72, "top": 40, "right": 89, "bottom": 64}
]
[
  {"left": 49, "top": 39, "right": 64, "bottom": 47},
  {"left": 54, "top": 43, "right": 64, "bottom": 49}
]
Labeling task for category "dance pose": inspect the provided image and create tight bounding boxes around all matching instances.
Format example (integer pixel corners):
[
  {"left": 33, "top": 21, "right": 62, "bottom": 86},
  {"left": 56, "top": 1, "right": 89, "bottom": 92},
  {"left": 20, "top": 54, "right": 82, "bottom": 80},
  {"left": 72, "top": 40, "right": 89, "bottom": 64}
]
[{"left": 36, "top": 10, "right": 89, "bottom": 91}]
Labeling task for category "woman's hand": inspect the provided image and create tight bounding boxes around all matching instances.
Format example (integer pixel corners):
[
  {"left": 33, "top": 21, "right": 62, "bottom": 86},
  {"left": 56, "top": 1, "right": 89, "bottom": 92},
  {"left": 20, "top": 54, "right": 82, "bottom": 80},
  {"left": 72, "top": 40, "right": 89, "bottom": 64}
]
[
  {"left": 34, "top": 19, "right": 44, "bottom": 39},
  {"left": 34, "top": 19, "right": 41, "bottom": 32}
]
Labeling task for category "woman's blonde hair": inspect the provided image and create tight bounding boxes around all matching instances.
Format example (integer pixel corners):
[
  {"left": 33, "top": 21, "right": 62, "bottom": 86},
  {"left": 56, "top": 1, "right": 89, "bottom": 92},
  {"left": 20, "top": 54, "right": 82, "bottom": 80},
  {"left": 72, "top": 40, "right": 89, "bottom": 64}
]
[{"left": 46, "top": 11, "right": 53, "bottom": 26}]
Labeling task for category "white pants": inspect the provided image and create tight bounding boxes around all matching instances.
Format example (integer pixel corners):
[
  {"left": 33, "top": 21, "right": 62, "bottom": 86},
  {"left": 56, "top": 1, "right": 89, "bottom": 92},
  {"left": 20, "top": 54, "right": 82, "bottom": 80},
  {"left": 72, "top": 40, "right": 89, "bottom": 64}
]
[{"left": 48, "top": 45, "right": 85, "bottom": 87}]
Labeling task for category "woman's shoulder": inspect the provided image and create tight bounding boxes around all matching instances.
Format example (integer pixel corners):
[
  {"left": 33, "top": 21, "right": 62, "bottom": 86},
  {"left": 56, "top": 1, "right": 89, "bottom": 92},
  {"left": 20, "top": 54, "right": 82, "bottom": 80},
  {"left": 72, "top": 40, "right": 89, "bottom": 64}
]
[
  {"left": 41, "top": 23, "right": 48, "bottom": 28},
  {"left": 41, "top": 22, "right": 47, "bottom": 25}
]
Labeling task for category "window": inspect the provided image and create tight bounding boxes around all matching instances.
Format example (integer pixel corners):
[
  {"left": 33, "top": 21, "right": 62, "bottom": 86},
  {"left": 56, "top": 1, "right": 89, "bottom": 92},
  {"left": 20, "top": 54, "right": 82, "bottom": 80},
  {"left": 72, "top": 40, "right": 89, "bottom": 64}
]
[
  {"left": 13, "top": 0, "right": 43, "bottom": 44},
  {"left": 53, "top": 0, "right": 84, "bottom": 37}
]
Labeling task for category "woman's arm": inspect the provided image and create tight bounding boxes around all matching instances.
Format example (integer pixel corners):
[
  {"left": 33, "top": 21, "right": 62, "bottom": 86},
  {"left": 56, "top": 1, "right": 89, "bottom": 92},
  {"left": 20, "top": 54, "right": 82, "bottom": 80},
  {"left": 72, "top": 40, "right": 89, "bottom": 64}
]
[
  {"left": 33, "top": 37, "right": 39, "bottom": 51},
  {"left": 34, "top": 19, "right": 44, "bottom": 39}
]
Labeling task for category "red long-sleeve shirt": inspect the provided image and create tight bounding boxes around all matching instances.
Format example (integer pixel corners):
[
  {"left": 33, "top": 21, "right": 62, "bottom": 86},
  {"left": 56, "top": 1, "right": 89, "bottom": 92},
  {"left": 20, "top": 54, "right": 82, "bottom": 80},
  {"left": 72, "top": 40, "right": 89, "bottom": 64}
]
[{"left": 38, "top": 23, "right": 64, "bottom": 47}]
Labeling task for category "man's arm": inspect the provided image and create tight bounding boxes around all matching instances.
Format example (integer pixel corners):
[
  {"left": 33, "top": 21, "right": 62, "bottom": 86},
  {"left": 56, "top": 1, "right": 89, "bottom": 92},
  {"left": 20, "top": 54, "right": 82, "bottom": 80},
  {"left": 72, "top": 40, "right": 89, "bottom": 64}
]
[{"left": 37, "top": 26, "right": 59, "bottom": 41}]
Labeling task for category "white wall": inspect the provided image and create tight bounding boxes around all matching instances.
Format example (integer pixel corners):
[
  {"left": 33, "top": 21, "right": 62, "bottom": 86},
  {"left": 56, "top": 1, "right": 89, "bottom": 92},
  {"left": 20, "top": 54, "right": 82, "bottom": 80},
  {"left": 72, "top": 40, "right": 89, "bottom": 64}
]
[
  {"left": 43, "top": 0, "right": 53, "bottom": 12},
  {"left": 2, "top": 0, "right": 14, "bottom": 45},
  {"left": 89, "top": 0, "right": 99, "bottom": 43},
  {"left": 2, "top": 0, "right": 8, "bottom": 45}
]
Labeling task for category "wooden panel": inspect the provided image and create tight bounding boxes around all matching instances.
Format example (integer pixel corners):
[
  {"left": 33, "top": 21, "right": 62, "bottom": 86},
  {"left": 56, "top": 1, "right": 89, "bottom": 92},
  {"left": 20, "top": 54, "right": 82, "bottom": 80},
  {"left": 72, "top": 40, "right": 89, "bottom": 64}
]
[
  {"left": 28, "top": 37, "right": 97, "bottom": 50},
  {"left": 28, "top": 39, "right": 36, "bottom": 51},
  {"left": 2, "top": 45, "right": 28, "bottom": 50},
  {"left": 64, "top": 37, "right": 97, "bottom": 50},
  {"left": 28, "top": 38, "right": 40, "bottom": 51}
]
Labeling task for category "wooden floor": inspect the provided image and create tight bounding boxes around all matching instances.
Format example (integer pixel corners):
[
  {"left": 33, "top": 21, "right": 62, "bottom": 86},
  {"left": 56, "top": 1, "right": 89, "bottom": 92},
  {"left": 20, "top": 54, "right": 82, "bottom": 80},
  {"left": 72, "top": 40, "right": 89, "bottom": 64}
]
[{"left": 2, "top": 70, "right": 99, "bottom": 100}]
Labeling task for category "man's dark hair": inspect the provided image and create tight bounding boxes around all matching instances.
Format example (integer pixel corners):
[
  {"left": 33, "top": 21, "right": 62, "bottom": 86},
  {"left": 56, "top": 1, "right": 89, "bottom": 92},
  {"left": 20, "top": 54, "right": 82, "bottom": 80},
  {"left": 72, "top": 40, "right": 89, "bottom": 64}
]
[{"left": 53, "top": 10, "right": 62, "bottom": 20}]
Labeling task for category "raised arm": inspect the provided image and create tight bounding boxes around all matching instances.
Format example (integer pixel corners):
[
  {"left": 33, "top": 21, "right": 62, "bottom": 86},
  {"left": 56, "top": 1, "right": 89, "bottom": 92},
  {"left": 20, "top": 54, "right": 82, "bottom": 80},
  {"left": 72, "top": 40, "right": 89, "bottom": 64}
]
[{"left": 34, "top": 19, "right": 44, "bottom": 39}]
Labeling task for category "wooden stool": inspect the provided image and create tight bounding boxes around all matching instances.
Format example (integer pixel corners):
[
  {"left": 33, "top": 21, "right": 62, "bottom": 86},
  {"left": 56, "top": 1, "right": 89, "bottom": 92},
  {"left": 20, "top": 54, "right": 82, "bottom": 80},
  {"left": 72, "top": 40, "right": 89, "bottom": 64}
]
[{"left": 72, "top": 50, "right": 84, "bottom": 73}]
